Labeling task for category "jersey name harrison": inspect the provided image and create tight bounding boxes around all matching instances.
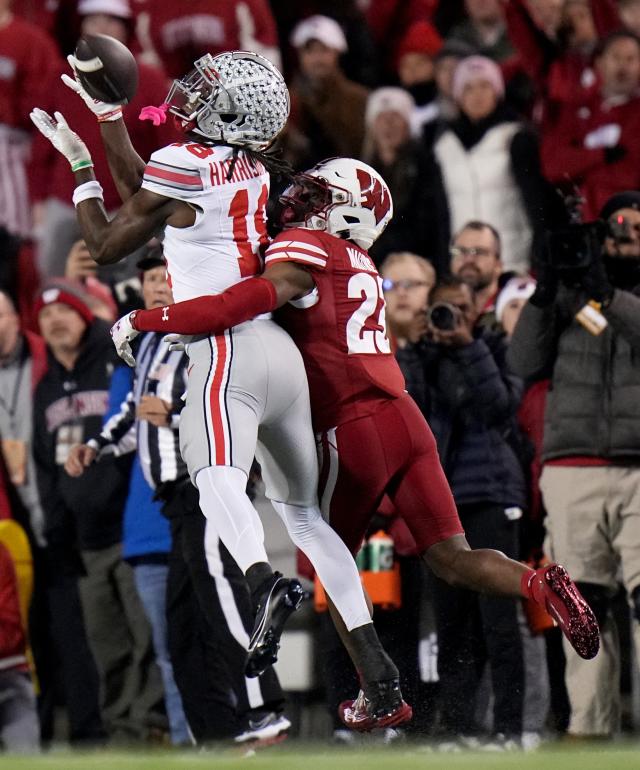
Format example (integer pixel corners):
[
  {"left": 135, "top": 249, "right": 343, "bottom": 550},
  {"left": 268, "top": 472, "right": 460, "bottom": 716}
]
[
  {"left": 209, "top": 155, "right": 265, "bottom": 186},
  {"left": 347, "top": 248, "right": 376, "bottom": 273}
]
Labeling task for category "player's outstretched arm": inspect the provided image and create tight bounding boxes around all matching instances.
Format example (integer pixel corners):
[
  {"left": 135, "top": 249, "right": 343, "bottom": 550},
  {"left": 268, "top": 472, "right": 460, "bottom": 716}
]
[
  {"left": 62, "top": 57, "right": 145, "bottom": 201},
  {"left": 31, "top": 108, "right": 189, "bottom": 265},
  {"left": 130, "top": 262, "right": 314, "bottom": 335}
]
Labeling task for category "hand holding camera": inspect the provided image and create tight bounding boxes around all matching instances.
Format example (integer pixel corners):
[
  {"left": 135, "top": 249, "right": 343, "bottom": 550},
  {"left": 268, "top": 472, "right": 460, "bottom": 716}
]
[{"left": 426, "top": 302, "right": 474, "bottom": 347}]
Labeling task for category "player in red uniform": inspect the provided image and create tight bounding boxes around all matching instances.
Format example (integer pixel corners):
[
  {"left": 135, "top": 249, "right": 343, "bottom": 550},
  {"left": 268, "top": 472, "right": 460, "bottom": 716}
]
[{"left": 114, "top": 157, "right": 600, "bottom": 728}]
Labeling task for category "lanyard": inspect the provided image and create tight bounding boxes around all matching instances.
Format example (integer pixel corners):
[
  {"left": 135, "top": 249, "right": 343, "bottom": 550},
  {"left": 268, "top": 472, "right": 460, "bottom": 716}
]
[{"left": 0, "top": 356, "right": 25, "bottom": 435}]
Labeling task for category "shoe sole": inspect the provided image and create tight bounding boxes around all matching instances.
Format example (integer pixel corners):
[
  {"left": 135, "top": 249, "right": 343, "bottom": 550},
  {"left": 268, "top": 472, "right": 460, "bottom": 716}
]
[
  {"left": 544, "top": 565, "right": 599, "bottom": 660},
  {"left": 338, "top": 700, "right": 413, "bottom": 733},
  {"left": 246, "top": 580, "right": 304, "bottom": 678},
  {"left": 235, "top": 717, "right": 292, "bottom": 744}
]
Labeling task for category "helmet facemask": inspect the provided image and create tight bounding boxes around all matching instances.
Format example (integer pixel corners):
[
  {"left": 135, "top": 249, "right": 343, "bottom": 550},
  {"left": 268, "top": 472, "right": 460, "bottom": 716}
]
[{"left": 165, "top": 52, "right": 289, "bottom": 150}]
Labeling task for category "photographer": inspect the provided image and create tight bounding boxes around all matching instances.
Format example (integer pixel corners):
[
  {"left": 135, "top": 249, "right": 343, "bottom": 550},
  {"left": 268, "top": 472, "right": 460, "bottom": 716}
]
[
  {"left": 415, "top": 275, "right": 526, "bottom": 746},
  {"left": 507, "top": 190, "right": 640, "bottom": 739}
]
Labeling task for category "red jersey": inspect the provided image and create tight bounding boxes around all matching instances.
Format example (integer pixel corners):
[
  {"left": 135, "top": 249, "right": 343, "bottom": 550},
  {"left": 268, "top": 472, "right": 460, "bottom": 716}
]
[{"left": 264, "top": 228, "right": 405, "bottom": 433}]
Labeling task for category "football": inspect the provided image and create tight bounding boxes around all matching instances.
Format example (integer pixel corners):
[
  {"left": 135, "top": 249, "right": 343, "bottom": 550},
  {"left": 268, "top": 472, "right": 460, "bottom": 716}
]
[{"left": 74, "top": 34, "right": 138, "bottom": 105}]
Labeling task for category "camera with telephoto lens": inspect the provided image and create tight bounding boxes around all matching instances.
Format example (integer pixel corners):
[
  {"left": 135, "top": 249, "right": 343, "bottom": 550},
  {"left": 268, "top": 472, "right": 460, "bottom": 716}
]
[
  {"left": 546, "top": 192, "right": 607, "bottom": 274},
  {"left": 427, "top": 302, "right": 460, "bottom": 331}
]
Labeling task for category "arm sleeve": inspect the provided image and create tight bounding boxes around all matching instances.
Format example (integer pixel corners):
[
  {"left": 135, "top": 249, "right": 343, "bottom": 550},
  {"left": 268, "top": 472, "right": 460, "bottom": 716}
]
[
  {"left": 507, "top": 301, "right": 561, "bottom": 380},
  {"left": 505, "top": 0, "right": 558, "bottom": 85},
  {"left": 133, "top": 276, "right": 278, "bottom": 334},
  {"left": 93, "top": 389, "right": 138, "bottom": 456}
]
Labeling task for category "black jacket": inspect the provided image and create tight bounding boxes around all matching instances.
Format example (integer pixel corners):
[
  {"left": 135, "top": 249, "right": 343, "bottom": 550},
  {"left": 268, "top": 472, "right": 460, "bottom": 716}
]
[
  {"left": 407, "top": 329, "right": 527, "bottom": 508},
  {"left": 34, "top": 321, "right": 130, "bottom": 558}
]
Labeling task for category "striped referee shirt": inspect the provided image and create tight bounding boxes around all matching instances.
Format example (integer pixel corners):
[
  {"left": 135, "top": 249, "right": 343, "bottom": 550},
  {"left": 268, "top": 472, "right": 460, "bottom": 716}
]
[{"left": 89, "top": 333, "right": 188, "bottom": 489}]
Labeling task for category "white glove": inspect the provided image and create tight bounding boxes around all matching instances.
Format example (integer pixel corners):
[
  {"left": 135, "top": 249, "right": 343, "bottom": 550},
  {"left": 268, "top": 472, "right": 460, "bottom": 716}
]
[
  {"left": 30, "top": 108, "right": 93, "bottom": 172},
  {"left": 62, "top": 55, "right": 123, "bottom": 122},
  {"left": 110, "top": 312, "right": 139, "bottom": 367},
  {"left": 163, "top": 333, "right": 186, "bottom": 352}
]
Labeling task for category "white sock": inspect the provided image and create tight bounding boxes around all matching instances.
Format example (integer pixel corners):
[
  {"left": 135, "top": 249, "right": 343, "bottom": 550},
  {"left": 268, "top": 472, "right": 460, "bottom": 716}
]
[
  {"left": 196, "top": 466, "right": 268, "bottom": 573},
  {"left": 272, "top": 501, "right": 372, "bottom": 631}
]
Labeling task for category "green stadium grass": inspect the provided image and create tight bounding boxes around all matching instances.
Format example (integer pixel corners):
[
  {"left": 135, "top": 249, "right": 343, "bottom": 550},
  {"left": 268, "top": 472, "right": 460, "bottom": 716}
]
[{"left": 2, "top": 744, "right": 640, "bottom": 770}]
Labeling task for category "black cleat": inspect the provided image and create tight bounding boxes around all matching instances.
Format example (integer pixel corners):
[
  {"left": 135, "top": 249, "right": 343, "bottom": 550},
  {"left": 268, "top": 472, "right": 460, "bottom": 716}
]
[{"left": 246, "top": 573, "right": 304, "bottom": 678}]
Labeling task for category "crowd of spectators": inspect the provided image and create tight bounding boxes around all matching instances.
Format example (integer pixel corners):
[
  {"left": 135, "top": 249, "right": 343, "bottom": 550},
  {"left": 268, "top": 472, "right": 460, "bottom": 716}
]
[{"left": 2, "top": 0, "right": 640, "bottom": 753}]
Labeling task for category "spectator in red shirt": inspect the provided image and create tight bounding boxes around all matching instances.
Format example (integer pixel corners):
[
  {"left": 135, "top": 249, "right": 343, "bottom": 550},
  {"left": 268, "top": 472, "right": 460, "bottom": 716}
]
[
  {"left": 0, "top": 0, "right": 61, "bottom": 240},
  {"left": 31, "top": 0, "right": 176, "bottom": 281},
  {"left": 132, "top": 0, "right": 280, "bottom": 80},
  {"left": 541, "top": 31, "right": 640, "bottom": 221}
]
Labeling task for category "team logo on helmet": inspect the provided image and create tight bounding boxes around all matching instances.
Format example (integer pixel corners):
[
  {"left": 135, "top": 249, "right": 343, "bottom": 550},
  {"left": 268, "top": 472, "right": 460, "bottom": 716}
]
[{"left": 356, "top": 169, "right": 392, "bottom": 224}]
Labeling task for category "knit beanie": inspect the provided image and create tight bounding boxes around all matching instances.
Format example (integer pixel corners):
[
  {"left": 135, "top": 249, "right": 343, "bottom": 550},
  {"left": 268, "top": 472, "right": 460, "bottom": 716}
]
[
  {"left": 599, "top": 191, "right": 640, "bottom": 221},
  {"left": 452, "top": 55, "right": 505, "bottom": 103},
  {"left": 34, "top": 284, "right": 94, "bottom": 326},
  {"left": 365, "top": 87, "right": 416, "bottom": 128},
  {"left": 396, "top": 20, "right": 443, "bottom": 64}
]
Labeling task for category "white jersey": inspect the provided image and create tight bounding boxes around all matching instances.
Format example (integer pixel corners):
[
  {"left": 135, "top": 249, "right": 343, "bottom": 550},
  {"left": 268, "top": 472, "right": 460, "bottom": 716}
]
[{"left": 141, "top": 142, "right": 270, "bottom": 302}]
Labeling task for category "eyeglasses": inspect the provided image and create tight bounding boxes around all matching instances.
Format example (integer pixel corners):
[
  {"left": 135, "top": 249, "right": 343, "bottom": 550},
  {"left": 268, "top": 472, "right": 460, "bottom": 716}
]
[
  {"left": 381, "top": 278, "right": 429, "bottom": 292},
  {"left": 449, "top": 246, "right": 495, "bottom": 259}
]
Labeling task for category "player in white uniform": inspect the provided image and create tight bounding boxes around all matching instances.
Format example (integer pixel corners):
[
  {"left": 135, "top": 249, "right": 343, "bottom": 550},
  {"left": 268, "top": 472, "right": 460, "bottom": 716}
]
[{"left": 31, "top": 51, "right": 411, "bottom": 728}]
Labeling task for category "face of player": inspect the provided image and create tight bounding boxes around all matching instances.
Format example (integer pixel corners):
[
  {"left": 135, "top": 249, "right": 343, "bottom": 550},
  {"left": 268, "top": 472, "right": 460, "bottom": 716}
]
[
  {"left": 458, "top": 79, "right": 499, "bottom": 121},
  {"left": 501, "top": 297, "right": 528, "bottom": 338},
  {"left": 605, "top": 207, "right": 640, "bottom": 259},
  {"left": 398, "top": 52, "right": 434, "bottom": 87},
  {"left": 597, "top": 38, "right": 640, "bottom": 98},
  {"left": 450, "top": 227, "right": 502, "bottom": 291},
  {"left": 0, "top": 293, "right": 19, "bottom": 359},
  {"left": 371, "top": 111, "right": 411, "bottom": 151},
  {"left": 382, "top": 259, "right": 433, "bottom": 328},
  {"left": 142, "top": 266, "right": 173, "bottom": 310},
  {"left": 297, "top": 40, "right": 341, "bottom": 82},
  {"left": 80, "top": 13, "right": 129, "bottom": 44},
  {"left": 38, "top": 303, "right": 87, "bottom": 357},
  {"left": 465, "top": 0, "right": 503, "bottom": 24}
]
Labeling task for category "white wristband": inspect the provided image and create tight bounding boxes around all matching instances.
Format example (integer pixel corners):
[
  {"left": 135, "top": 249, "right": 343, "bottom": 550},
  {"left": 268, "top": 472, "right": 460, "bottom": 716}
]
[{"left": 72, "top": 180, "right": 104, "bottom": 207}]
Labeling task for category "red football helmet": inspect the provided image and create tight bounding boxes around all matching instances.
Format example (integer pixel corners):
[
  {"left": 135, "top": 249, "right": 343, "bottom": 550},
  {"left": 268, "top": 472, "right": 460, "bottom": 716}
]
[{"left": 279, "top": 158, "right": 393, "bottom": 249}]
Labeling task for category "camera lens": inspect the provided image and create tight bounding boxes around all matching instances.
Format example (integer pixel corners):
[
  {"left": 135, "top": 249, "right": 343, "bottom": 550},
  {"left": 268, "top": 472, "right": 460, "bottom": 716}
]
[{"left": 428, "top": 303, "right": 457, "bottom": 331}]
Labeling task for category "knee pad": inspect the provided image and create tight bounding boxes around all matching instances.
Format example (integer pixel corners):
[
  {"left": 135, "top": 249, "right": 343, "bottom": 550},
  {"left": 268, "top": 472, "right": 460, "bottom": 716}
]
[{"left": 575, "top": 582, "right": 610, "bottom": 628}]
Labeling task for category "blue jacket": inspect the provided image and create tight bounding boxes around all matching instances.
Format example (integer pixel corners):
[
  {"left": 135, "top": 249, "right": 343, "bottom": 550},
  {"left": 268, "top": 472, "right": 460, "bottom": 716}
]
[{"left": 105, "top": 365, "right": 171, "bottom": 559}]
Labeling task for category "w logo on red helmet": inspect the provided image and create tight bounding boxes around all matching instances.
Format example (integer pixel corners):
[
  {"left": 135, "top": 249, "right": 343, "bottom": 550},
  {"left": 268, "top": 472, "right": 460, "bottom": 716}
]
[{"left": 356, "top": 169, "right": 391, "bottom": 224}]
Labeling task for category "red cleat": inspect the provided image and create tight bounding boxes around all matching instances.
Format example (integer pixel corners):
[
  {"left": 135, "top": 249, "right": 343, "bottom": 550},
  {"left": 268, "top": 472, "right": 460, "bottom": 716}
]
[
  {"left": 537, "top": 564, "right": 600, "bottom": 660},
  {"left": 338, "top": 680, "right": 413, "bottom": 733}
]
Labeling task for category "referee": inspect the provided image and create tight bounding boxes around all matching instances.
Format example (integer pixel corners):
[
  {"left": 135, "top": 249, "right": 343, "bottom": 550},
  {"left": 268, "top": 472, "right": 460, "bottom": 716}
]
[{"left": 65, "top": 253, "right": 288, "bottom": 744}]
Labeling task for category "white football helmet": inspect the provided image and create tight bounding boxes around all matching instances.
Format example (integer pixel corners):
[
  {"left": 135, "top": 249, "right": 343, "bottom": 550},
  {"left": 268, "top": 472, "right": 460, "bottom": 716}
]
[
  {"left": 279, "top": 158, "right": 393, "bottom": 250},
  {"left": 165, "top": 50, "right": 290, "bottom": 150}
]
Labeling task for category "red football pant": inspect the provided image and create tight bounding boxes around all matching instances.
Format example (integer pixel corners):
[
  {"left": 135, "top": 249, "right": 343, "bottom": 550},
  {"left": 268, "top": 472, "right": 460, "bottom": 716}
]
[{"left": 316, "top": 393, "right": 464, "bottom": 555}]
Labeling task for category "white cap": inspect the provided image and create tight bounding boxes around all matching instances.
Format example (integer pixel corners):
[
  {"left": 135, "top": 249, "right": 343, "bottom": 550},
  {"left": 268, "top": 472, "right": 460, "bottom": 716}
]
[
  {"left": 495, "top": 276, "right": 536, "bottom": 322},
  {"left": 290, "top": 15, "right": 348, "bottom": 53},
  {"left": 365, "top": 87, "right": 415, "bottom": 127},
  {"left": 78, "top": 0, "right": 132, "bottom": 19}
]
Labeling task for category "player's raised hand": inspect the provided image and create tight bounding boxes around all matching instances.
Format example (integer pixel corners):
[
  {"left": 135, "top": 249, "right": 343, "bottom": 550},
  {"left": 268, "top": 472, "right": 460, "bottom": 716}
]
[
  {"left": 29, "top": 108, "right": 93, "bottom": 172},
  {"left": 62, "top": 55, "right": 123, "bottom": 122},
  {"left": 110, "top": 312, "right": 140, "bottom": 367}
]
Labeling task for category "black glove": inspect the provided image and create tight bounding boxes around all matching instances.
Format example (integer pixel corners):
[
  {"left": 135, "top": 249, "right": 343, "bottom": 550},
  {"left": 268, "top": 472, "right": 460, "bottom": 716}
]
[
  {"left": 530, "top": 257, "right": 559, "bottom": 307},
  {"left": 604, "top": 144, "right": 627, "bottom": 165},
  {"left": 579, "top": 252, "right": 614, "bottom": 305}
]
